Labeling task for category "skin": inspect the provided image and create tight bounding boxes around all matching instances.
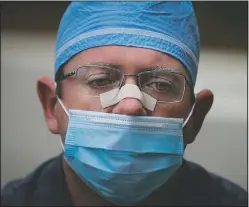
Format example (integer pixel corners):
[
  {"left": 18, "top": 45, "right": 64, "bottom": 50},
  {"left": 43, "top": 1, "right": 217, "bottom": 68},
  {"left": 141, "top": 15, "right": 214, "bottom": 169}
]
[{"left": 37, "top": 46, "right": 214, "bottom": 206}]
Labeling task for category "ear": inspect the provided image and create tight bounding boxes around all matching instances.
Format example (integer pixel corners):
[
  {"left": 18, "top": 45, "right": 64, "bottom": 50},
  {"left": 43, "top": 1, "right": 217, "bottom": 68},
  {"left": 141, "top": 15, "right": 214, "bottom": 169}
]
[
  {"left": 36, "top": 76, "right": 59, "bottom": 134},
  {"left": 183, "top": 89, "right": 214, "bottom": 145}
]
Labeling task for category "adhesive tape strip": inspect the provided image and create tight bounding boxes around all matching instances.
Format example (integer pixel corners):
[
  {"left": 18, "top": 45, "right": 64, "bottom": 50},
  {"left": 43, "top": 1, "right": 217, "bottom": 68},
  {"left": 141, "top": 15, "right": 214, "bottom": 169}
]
[{"left": 100, "top": 84, "right": 156, "bottom": 111}]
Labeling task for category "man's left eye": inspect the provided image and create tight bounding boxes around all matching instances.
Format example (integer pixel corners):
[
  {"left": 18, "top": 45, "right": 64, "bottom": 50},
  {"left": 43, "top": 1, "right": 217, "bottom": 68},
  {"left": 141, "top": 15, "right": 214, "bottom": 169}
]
[{"left": 147, "top": 82, "right": 173, "bottom": 92}]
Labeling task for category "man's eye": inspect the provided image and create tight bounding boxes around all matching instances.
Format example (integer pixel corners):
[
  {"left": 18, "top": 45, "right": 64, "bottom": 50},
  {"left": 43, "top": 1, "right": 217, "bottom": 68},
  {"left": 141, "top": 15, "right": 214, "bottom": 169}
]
[
  {"left": 88, "top": 78, "right": 114, "bottom": 87},
  {"left": 147, "top": 82, "right": 173, "bottom": 92}
]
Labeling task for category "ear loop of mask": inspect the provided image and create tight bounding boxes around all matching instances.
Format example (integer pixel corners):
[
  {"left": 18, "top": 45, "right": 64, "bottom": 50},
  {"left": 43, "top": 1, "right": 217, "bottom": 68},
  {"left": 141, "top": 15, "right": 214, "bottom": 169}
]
[
  {"left": 54, "top": 82, "right": 69, "bottom": 151},
  {"left": 57, "top": 97, "right": 69, "bottom": 117},
  {"left": 183, "top": 94, "right": 196, "bottom": 127},
  {"left": 57, "top": 97, "right": 67, "bottom": 151},
  {"left": 54, "top": 82, "right": 70, "bottom": 117}
]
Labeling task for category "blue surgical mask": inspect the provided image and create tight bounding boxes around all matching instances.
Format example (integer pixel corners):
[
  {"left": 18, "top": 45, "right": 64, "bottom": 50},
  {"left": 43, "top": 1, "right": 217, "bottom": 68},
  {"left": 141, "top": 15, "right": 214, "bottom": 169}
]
[{"left": 58, "top": 98, "right": 193, "bottom": 205}]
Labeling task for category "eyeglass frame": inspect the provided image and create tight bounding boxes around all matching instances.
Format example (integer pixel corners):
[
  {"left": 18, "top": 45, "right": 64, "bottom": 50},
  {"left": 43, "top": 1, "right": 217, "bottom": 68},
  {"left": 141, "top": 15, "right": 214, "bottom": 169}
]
[{"left": 55, "top": 64, "right": 195, "bottom": 104}]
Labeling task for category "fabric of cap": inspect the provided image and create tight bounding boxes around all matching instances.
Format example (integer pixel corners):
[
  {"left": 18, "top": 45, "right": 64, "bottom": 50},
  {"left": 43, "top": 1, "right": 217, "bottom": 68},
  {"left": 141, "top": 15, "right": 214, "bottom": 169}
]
[{"left": 55, "top": 1, "right": 200, "bottom": 85}]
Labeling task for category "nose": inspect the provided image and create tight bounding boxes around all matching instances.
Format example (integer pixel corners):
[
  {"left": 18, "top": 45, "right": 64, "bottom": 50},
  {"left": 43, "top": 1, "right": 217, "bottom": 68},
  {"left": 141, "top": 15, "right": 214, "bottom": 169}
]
[{"left": 112, "top": 98, "right": 147, "bottom": 116}]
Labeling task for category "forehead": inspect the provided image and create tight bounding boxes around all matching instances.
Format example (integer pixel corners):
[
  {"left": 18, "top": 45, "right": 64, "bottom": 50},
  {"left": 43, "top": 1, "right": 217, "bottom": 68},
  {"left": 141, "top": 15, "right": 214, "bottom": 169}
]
[{"left": 64, "top": 46, "right": 189, "bottom": 77}]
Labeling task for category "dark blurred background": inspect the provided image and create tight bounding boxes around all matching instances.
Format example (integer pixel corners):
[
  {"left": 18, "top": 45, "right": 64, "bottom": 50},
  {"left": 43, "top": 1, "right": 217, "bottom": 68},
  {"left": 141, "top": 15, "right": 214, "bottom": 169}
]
[{"left": 2, "top": 1, "right": 248, "bottom": 49}]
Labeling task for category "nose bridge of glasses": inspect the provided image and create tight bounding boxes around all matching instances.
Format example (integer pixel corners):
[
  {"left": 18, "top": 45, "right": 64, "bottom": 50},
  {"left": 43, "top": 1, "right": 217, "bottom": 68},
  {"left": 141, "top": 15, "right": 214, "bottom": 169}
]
[{"left": 120, "top": 74, "right": 139, "bottom": 88}]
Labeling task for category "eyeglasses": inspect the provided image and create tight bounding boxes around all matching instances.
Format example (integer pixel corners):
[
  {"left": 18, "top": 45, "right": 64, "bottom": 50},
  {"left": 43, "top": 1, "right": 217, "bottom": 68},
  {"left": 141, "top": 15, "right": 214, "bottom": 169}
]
[{"left": 56, "top": 64, "right": 193, "bottom": 103}]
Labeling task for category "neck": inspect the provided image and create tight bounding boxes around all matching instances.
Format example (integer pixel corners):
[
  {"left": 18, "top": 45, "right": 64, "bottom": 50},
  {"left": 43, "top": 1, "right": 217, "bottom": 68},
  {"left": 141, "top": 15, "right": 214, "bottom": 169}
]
[{"left": 62, "top": 158, "right": 114, "bottom": 206}]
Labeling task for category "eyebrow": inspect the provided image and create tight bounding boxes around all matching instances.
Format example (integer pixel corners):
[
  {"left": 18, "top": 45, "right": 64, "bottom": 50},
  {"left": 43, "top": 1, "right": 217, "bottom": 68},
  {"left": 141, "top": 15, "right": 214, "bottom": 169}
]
[
  {"left": 141, "top": 67, "right": 181, "bottom": 73},
  {"left": 82, "top": 62, "right": 122, "bottom": 71}
]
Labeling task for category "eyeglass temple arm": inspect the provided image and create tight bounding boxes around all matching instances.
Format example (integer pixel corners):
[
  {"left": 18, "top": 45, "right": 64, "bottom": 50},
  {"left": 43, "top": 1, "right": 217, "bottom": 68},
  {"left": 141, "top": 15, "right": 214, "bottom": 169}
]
[{"left": 56, "top": 71, "right": 76, "bottom": 82}]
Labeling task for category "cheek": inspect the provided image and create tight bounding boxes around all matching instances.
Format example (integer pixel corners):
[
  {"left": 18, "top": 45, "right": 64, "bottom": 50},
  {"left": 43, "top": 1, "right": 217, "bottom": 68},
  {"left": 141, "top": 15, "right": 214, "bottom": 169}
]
[
  {"left": 63, "top": 83, "right": 104, "bottom": 111},
  {"left": 153, "top": 88, "right": 193, "bottom": 119},
  {"left": 152, "top": 102, "right": 190, "bottom": 119}
]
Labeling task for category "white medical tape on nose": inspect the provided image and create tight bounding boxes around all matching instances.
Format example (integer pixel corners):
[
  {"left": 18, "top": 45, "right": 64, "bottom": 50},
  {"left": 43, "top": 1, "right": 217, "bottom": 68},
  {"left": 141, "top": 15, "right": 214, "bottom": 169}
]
[{"left": 100, "top": 84, "right": 157, "bottom": 111}]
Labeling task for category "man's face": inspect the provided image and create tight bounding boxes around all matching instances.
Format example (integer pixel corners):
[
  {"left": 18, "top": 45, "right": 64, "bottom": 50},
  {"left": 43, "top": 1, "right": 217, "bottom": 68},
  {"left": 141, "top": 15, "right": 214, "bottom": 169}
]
[
  {"left": 37, "top": 44, "right": 213, "bottom": 205},
  {"left": 55, "top": 46, "right": 194, "bottom": 143}
]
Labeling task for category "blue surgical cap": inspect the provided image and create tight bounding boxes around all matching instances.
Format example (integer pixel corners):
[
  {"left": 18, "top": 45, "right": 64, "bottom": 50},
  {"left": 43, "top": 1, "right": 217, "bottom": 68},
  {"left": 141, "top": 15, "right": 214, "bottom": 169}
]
[{"left": 55, "top": 1, "right": 200, "bottom": 85}]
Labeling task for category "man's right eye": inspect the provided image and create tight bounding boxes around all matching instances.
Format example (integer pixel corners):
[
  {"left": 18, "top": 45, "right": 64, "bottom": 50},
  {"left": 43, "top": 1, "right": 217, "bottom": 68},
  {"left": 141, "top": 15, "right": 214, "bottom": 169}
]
[{"left": 88, "top": 78, "right": 114, "bottom": 87}]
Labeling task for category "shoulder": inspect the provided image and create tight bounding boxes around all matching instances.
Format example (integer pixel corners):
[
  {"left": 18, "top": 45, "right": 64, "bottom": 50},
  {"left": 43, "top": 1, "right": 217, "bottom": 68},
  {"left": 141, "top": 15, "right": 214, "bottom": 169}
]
[
  {"left": 1, "top": 155, "right": 61, "bottom": 206},
  {"left": 1, "top": 178, "right": 30, "bottom": 206},
  {"left": 185, "top": 160, "right": 248, "bottom": 206}
]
